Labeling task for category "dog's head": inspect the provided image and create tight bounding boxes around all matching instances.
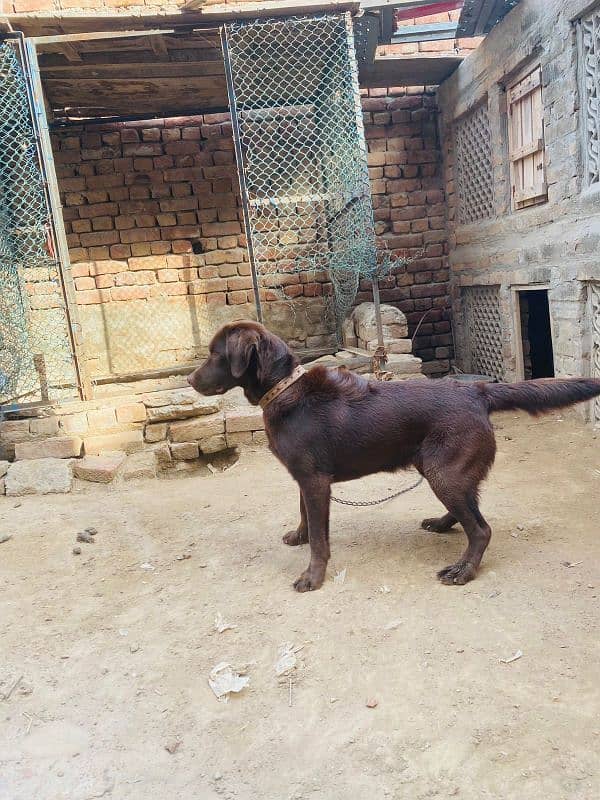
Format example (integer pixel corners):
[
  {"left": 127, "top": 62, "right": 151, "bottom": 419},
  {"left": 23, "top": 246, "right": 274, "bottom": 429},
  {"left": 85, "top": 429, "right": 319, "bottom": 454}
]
[{"left": 187, "top": 321, "right": 296, "bottom": 404}]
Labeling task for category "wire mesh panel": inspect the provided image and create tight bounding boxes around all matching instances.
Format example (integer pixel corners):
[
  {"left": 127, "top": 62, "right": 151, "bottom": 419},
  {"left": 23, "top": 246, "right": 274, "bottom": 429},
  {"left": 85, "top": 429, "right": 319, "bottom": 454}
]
[
  {"left": 454, "top": 103, "right": 494, "bottom": 225},
  {"left": 0, "top": 38, "right": 78, "bottom": 407},
  {"left": 462, "top": 285, "right": 504, "bottom": 380},
  {"left": 223, "top": 13, "right": 378, "bottom": 337}
]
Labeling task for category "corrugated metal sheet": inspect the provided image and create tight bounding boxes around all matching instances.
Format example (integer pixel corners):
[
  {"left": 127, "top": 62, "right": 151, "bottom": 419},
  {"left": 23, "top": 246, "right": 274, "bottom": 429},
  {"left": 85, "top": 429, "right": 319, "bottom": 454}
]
[{"left": 458, "top": 0, "right": 521, "bottom": 37}]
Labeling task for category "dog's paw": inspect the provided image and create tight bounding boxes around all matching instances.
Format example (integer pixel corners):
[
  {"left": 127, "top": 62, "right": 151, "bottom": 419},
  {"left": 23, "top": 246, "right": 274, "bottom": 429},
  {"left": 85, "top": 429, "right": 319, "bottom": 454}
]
[
  {"left": 437, "top": 560, "right": 477, "bottom": 585},
  {"left": 282, "top": 528, "right": 308, "bottom": 546},
  {"left": 421, "top": 516, "right": 457, "bottom": 533},
  {"left": 293, "top": 569, "right": 324, "bottom": 592}
]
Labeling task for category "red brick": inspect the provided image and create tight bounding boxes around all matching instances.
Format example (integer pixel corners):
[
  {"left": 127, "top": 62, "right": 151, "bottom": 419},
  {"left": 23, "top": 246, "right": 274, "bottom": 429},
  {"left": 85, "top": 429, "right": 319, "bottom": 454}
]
[
  {"left": 95, "top": 274, "right": 115, "bottom": 289},
  {"left": 80, "top": 231, "right": 119, "bottom": 247},
  {"left": 111, "top": 286, "right": 151, "bottom": 301},
  {"left": 75, "top": 276, "right": 96, "bottom": 291}
]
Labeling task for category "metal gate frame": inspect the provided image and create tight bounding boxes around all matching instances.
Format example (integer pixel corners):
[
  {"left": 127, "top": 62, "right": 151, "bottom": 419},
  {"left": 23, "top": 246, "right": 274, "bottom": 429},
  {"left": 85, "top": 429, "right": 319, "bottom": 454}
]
[
  {"left": 220, "top": 13, "right": 379, "bottom": 337},
  {"left": 0, "top": 33, "right": 90, "bottom": 410}
]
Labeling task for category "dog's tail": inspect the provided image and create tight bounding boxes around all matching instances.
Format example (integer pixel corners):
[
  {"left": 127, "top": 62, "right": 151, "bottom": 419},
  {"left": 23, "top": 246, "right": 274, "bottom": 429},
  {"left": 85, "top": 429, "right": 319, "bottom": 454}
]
[{"left": 481, "top": 377, "right": 600, "bottom": 416}]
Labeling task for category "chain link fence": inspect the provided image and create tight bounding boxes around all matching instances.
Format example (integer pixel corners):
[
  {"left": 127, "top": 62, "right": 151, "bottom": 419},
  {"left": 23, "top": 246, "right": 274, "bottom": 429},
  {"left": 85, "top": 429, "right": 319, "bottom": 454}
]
[
  {"left": 224, "top": 13, "right": 386, "bottom": 338},
  {"left": 0, "top": 37, "right": 78, "bottom": 408}
]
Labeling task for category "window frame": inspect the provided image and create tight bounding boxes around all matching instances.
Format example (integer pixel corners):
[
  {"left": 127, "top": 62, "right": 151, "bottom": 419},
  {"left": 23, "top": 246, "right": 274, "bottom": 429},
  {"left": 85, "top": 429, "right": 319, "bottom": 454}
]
[{"left": 506, "top": 65, "right": 548, "bottom": 211}]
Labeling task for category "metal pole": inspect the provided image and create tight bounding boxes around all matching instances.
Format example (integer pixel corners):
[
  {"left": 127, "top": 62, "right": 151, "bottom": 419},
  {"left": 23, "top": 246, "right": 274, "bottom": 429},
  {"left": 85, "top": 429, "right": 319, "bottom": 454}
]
[
  {"left": 23, "top": 36, "right": 93, "bottom": 400},
  {"left": 220, "top": 25, "right": 263, "bottom": 324},
  {"left": 371, "top": 272, "right": 385, "bottom": 348}
]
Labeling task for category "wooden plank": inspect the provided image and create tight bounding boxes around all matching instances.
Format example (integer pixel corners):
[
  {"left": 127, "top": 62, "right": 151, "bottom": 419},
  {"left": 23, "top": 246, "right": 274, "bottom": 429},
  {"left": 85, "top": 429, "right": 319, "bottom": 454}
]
[
  {"left": 509, "top": 138, "right": 543, "bottom": 162},
  {"left": 150, "top": 35, "right": 170, "bottom": 61},
  {"left": 39, "top": 48, "right": 223, "bottom": 67},
  {"left": 514, "top": 182, "right": 547, "bottom": 204},
  {"left": 507, "top": 67, "right": 541, "bottom": 105},
  {"left": 41, "top": 62, "right": 226, "bottom": 80},
  {"left": 59, "top": 42, "right": 82, "bottom": 63},
  {"left": 44, "top": 76, "right": 228, "bottom": 95},
  {"left": 360, "top": 55, "right": 462, "bottom": 87}
]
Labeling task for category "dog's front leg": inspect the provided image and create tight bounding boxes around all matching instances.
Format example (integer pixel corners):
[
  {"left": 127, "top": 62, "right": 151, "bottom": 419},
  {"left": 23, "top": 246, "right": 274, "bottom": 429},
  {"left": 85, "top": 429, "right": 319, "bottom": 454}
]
[
  {"left": 282, "top": 491, "right": 308, "bottom": 546},
  {"left": 293, "top": 475, "right": 331, "bottom": 593}
]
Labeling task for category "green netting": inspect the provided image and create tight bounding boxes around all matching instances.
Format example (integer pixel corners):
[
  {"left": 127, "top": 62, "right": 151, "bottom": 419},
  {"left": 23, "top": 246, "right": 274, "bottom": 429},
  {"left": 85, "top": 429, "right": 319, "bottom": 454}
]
[
  {"left": 0, "top": 38, "right": 77, "bottom": 406},
  {"left": 224, "top": 13, "right": 403, "bottom": 340}
]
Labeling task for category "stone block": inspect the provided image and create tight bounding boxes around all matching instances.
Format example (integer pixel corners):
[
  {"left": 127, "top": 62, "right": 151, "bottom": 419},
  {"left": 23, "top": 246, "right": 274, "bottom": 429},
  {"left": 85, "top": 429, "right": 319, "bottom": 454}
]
[
  {"left": 170, "top": 412, "right": 225, "bottom": 442},
  {"left": 115, "top": 403, "right": 147, "bottom": 424},
  {"left": 170, "top": 441, "right": 200, "bottom": 460},
  {"left": 365, "top": 338, "right": 412, "bottom": 354},
  {"left": 225, "top": 431, "right": 253, "bottom": 447},
  {"left": 59, "top": 412, "right": 89, "bottom": 435},
  {"left": 352, "top": 302, "right": 408, "bottom": 341},
  {"left": 200, "top": 434, "right": 227, "bottom": 454},
  {"left": 0, "top": 460, "right": 9, "bottom": 478},
  {"left": 29, "top": 417, "right": 60, "bottom": 436},
  {"left": 5, "top": 458, "right": 73, "bottom": 496},
  {"left": 145, "top": 392, "right": 221, "bottom": 422},
  {"left": 83, "top": 429, "right": 144, "bottom": 455},
  {"left": 145, "top": 422, "right": 168, "bottom": 442},
  {"left": 15, "top": 436, "right": 82, "bottom": 461},
  {"left": 73, "top": 451, "right": 126, "bottom": 483},
  {"left": 0, "top": 420, "right": 32, "bottom": 444},
  {"left": 252, "top": 431, "right": 269, "bottom": 446},
  {"left": 122, "top": 451, "right": 157, "bottom": 481},
  {"left": 152, "top": 441, "right": 172, "bottom": 467},
  {"left": 342, "top": 315, "right": 356, "bottom": 344},
  {"left": 87, "top": 407, "right": 118, "bottom": 431},
  {"left": 386, "top": 354, "right": 423, "bottom": 375},
  {"left": 224, "top": 407, "right": 264, "bottom": 433}
]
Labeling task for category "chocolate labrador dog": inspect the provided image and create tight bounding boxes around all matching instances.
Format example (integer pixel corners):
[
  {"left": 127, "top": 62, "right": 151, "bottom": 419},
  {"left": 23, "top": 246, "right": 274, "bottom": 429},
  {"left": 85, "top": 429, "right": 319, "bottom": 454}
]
[{"left": 188, "top": 320, "right": 600, "bottom": 592}]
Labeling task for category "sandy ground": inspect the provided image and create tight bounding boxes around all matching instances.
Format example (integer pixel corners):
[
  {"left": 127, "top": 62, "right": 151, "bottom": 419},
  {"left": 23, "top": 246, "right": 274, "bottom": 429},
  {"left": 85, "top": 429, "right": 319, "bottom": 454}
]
[{"left": 1, "top": 411, "right": 599, "bottom": 800}]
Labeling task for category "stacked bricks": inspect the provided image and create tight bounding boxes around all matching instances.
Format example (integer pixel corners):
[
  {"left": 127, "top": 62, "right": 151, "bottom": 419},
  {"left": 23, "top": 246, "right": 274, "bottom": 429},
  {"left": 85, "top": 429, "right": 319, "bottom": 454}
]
[
  {"left": 52, "top": 90, "right": 451, "bottom": 376},
  {"left": 0, "top": 386, "right": 267, "bottom": 494},
  {"left": 52, "top": 115, "right": 330, "bottom": 308},
  {"left": 359, "top": 87, "right": 453, "bottom": 375}
]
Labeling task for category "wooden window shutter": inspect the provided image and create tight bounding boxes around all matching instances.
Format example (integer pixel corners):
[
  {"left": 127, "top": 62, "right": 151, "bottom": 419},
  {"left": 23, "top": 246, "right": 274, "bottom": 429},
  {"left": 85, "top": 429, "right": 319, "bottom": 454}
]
[{"left": 507, "top": 67, "right": 547, "bottom": 209}]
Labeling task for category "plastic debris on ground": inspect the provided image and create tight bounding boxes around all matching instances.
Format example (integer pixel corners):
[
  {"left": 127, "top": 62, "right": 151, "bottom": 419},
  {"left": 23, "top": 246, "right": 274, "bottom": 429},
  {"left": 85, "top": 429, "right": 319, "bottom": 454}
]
[
  {"left": 214, "top": 613, "right": 236, "bottom": 633},
  {"left": 333, "top": 568, "right": 347, "bottom": 585},
  {"left": 208, "top": 662, "right": 250, "bottom": 701},
  {"left": 274, "top": 642, "right": 299, "bottom": 677},
  {"left": 499, "top": 650, "right": 523, "bottom": 664}
]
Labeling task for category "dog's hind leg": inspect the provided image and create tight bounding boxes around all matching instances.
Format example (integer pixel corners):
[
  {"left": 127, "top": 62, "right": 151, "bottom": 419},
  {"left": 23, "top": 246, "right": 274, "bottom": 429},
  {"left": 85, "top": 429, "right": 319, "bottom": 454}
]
[
  {"left": 292, "top": 475, "right": 331, "bottom": 592},
  {"left": 421, "top": 430, "right": 495, "bottom": 584},
  {"left": 431, "top": 489, "right": 491, "bottom": 585},
  {"left": 421, "top": 512, "right": 458, "bottom": 533},
  {"left": 282, "top": 491, "right": 308, "bottom": 546}
]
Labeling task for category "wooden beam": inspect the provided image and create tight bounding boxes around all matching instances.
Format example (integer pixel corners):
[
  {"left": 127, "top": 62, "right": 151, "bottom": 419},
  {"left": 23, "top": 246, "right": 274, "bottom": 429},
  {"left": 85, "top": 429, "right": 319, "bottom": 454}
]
[
  {"left": 360, "top": 54, "right": 462, "bottom": 87},
  {"left": 40, "top": 62, "right": 226, "bottom": 79},
  {"left": 150, "top": 34, "right": 169, "bottom": 60},
  {"left": 58, "top": 42, "right": 82, "bottom": 62}
]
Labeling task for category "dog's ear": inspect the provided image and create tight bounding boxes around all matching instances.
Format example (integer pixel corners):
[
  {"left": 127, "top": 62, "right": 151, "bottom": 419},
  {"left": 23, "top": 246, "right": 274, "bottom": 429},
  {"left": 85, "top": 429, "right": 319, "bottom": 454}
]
[{"left": 226, "top": 328, "right": 260, "bottom": 378}]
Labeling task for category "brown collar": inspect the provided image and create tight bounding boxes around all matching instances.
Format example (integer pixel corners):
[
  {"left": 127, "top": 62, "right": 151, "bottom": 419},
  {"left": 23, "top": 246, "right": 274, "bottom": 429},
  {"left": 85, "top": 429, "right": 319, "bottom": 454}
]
[{"left": 259, "top": 365, "right": 306, "bottom": 410}]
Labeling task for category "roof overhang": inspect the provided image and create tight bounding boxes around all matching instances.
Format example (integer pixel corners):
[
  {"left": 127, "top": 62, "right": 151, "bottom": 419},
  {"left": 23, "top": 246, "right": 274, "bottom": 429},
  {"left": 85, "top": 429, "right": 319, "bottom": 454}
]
[{"left": 457, "top": 0, "right": 521, "bottom": 37}]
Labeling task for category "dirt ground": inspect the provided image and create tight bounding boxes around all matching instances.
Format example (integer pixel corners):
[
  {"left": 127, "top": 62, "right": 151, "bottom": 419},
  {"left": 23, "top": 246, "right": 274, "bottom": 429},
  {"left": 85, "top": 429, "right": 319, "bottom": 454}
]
[{"left": 1, "top": 411, "right": 599, "bottom": 800}]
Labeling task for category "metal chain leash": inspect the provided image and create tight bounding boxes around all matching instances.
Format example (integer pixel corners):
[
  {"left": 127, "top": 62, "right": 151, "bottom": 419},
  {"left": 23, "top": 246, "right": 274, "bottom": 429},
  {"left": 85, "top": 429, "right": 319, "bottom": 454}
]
[{"left": 330, "top": 474, "right": 424, "bottom": 507}]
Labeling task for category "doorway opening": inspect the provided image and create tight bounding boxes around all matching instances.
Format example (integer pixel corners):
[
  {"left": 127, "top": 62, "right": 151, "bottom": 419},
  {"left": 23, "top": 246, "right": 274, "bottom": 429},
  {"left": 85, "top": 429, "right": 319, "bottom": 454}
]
[{"left": 518, "top": 289, "right": 554, "bottom": 379}]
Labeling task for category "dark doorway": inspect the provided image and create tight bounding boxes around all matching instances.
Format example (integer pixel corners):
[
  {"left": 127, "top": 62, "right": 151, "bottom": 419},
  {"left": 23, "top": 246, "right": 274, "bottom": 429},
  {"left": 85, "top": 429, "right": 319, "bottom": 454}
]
[{"left": 518, "top": 290, "right": 555, "bottom": 379}]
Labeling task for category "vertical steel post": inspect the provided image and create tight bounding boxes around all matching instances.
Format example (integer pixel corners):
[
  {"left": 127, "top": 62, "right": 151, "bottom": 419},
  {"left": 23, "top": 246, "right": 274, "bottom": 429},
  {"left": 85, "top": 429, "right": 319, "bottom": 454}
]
[
  {"left": 221, "top": 25, "right": 263, "bottom": 324},
  {"left": 23, "top": 36, "right": 93, "bottom": 400},
  {"left": 371, "top": 273, "right": 385, "bottom": 349}
]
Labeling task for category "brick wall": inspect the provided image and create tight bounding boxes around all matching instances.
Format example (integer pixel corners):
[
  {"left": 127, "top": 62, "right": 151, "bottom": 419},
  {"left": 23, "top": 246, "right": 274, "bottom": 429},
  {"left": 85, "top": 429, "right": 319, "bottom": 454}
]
[{"left": 52, "top": 89, "right": 451, "bottom": 379}]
